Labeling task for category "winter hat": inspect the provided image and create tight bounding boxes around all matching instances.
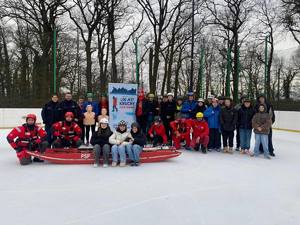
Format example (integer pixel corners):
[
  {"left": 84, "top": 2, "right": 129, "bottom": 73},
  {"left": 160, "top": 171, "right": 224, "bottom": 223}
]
[
  {"left": 187, "top": 92, "right": 194, "bottom": 96},
  {"left": 118, "top": 120, "right": 127, "bottom": 126},
  {"left": 148, "top": 93, "right": 155, "bottom": 98},
  {"left": 167, "top": 93, "right": 174, "bottom": 97},
  {"left": 99, "top": 118, "right": 109, "bottom": 124},
  {"left": 86, "top": 93, "right": 93, "bottom": 98},
  {"left": 197, "top": 98, "right": 205, "bottom": 103}
]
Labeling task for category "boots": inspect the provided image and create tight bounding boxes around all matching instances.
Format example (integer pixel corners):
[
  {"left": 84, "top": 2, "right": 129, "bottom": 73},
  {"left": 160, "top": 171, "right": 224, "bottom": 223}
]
[
  {"left": 223, "top": 147, "right": 228, "bottom": 153},
  {"left": 201, "top": 146, "right": 207, "bottom": 154},
  {"left": 228, "top": 147, "right": 233, "bottom": 154}
]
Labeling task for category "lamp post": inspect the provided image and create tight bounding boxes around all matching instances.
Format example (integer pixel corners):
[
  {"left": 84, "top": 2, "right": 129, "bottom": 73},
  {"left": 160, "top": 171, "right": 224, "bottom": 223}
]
[{"left": 53, "top": 25, "right": 57, "bottom": 94}]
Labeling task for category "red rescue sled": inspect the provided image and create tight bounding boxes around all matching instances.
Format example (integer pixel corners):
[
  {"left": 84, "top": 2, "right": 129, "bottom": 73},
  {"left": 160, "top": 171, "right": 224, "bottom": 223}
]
[{"left": 26, "top": 146, "right": 181, "bottom": 164}]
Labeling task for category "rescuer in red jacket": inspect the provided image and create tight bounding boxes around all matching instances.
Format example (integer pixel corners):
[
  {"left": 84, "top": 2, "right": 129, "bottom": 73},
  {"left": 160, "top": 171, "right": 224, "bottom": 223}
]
[
  {"left": 191, "top": 112, "right": 209, "bottom": 153},
  {"left": 52, "top": 112, "right": 83, "bottom": 148},
  {"left": 148, "top": 116, "right": 168, "bottom": 146},
  {"left": 7, "top": 114, "right": 48, "bottom": 165},
  {"left": 170, "top": 117, "right": 193, "bottom": 150}
]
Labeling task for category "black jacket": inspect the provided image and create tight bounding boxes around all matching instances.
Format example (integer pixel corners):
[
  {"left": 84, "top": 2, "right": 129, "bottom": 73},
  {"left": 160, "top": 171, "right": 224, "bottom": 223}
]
[
  {"left": 57, "top": 100, "right": 82, "bottom": 121},
  {"left": 143, "top": 100, "right": 159, "bottom": 117},
  {"left": 42, "top": 101, "right": 59, "bottom": 125},
  {"left": 193, "top": 105, "right": 207, "bottom": 116},
  {"left": 161, "top": 100, "right": 176, "bottom": 120},
  {"left": 131, "top": 127, "right": 146, "bottom": 147},
  {"left": 220, "top": 106, "right": 238, "bottom": 131},
  {"left": 90, "top": 127, "right": 113, "bottom": 147},
  {"left": 238, "top": 105, "right": 255, "bottom": 129}
]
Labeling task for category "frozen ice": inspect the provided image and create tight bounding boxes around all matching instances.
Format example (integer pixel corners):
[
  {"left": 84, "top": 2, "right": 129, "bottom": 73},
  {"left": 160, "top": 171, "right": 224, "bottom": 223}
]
[{"left": 1, "top": 129, "right": 300, "bottom": 225}]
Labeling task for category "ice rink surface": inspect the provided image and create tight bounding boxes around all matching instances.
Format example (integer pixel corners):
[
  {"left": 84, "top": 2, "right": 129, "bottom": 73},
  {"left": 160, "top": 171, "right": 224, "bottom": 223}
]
[{"left": 1, "top": 129, "right": 300, "bottom": 225}]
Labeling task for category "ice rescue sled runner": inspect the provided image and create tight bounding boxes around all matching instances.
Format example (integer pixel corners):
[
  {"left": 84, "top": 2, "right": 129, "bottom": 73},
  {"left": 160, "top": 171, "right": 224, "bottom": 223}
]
[{"left": 26, "top": 146, "right": 181, "bottom": 164}]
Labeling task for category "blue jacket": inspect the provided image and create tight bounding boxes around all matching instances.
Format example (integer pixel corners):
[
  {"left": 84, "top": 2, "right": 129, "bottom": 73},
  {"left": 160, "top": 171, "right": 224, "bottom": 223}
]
[
  {"left": 181, "top": 100, "right": 197, "bottom": 118},
  {"left": 204, "top": 105, "right": 221, "bottom": 129},
  {"left": 82, "top": 101, "right": 99, "bottom": 116}
]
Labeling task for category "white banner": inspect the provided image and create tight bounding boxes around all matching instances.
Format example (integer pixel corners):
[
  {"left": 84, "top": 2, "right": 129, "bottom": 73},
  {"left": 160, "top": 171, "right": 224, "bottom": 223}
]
[{"left": 108, "top": 83, "right": 138, "bottom": 130}]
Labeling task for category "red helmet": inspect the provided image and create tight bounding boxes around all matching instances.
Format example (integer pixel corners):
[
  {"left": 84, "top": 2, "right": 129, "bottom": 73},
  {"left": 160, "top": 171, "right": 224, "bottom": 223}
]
[
  {"left": 65, "top": 112, "right": 74, "bottom": 118},
  {"left": 26, "top": 114, "right": 37, "bottom": 122}
]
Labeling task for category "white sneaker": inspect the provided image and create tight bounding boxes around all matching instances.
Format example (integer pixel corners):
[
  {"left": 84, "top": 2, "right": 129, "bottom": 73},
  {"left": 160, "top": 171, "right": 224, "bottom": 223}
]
[
  {"left": 103, "top": 164, "right": 108, "bottom": 168},
  {"left": 119, "top": 162, "right": 126, "bottom": 167},
  {"left": 93, "top": 163, "right": 99, "bottom": 168},
  {"left": 112, "top": 161, "right": 117, "bottom": 167}
]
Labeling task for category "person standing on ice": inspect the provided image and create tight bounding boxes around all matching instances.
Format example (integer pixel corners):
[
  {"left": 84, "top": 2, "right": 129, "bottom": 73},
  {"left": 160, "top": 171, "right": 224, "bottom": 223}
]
[
  {"left": 255, "top": 95, "right": 276, "bottom": 156},
  {"left": 7, "top": 114, "right": 48, "bottom": 165},
  {"left": 126, "top": 122, "right": 147, "bottom": 166},
  {"left": 160, "top": 93, "right": 176, "bottom": 142},
  {"left": 91, "top": 118, "right": 113, "bottom": 168},
  {"left": 83, "top": 105, "right": 96, "bottom": 145},
  {"left": 175, "top": 96, "right": 184, "bottom": 120},
  {"left": 237, "top": 98, "right": 255, "bottom": 155},
  {"left": 251, "top": 104, "right": 272, "bottom": 159},
  {"left": 135, "top": 88, "right": 147, "bottom": 134},
  {"left": 41, "top": 93, "right": 60, "bottom": 144},
  {"left": 190, "top": 112, "right": 209, "bottom": 153},
  {"left": 82, "top": 93, "right": 99, "bottom": 116},
  {"left": 192, "top": 98, "right": 207, "bottom": 118},
  {"left": 56, "top": 92, "right": 82, "bottom": 122},
  {"left": 220, "top": 98, "right": 238, "bottom": 154},
  {"left": 144, "top": 93, "right": 160, "bottom": 132},
  {"left": 204, "top": 98, "right": 221, "bottom": 151},
  {"left": 52, "top": 112, "right": 83, "bottom": 148},
  {"left": 181, "top": 92, "right": 197, "bottom": 119},
  {"left": 109, "top": 120, "right": 133, "bottom": 167}
]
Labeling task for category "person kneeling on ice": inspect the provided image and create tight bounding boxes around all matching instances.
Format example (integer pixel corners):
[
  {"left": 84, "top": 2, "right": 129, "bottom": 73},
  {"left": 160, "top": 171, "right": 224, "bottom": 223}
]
[
  {"left": 191, "top": 112, "right": 209, "bottom": 153},
  {"left": 251, "top": 104, "right": 272, "bottom": 159},
  {"left": 7, "top": 114, "right": 48, "bottom": 165},
  {"left": 52, "top": 112, "right": 83, "bottom": 148},
  {"left": 148, "top": 116, "right": 168, "bottom": 147},
  {"left": 91, "top": 118, "right": 113, "bottom": 168},
  {"left": 126, "top": 123, "right": 146, "bottom": 166},
  {"left": 170, "top": 117, "right": 193, "bottom": 150},
  {"left": 109, "top": 120, "right": 133, "bottom": 167}
]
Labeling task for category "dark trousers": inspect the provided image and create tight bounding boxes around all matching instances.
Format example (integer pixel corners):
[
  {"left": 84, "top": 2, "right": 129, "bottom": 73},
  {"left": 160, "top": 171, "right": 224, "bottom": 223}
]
[
  {"left": 45, "top": 124, "right": 53, "bottom": 144},
  {"left": 208, "top": 128, "right": 221, "bottom": 149},
  {"left": 162, "top": 117, "right": 172, "bottom": 141},
  {"left": 84, "top": 125, "right": 96, "bottom": 143},
  {"left": 236, "top": 127, "right": 240, "bottom": 149},
  {"left": 260, "top": 128, "right": 274, "bottom": 154},
  {"left": 137, "top": 115, "right": 147, "bottom": 134},
  {"left": 222, "top": 130, "right": 234, "bottom": 148},
  {"left": 151, "top": 135, "right": 163, "bottom": 146}
]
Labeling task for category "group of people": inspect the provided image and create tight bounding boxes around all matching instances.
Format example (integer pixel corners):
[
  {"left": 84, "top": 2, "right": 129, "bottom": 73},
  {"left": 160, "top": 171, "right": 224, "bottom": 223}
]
[{"left": 6, "top": 90, "right": 276, "bottom": 166}]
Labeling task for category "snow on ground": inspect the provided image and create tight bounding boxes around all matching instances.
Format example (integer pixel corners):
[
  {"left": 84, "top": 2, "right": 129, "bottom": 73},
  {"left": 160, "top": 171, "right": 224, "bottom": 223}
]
[{"left": 1, "top": 129, "right": 300, "bottom": 225}]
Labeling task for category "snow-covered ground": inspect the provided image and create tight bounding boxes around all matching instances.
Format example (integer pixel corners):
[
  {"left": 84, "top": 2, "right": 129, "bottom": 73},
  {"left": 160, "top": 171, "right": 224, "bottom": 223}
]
[{"left": 1, "top": 129, "right": 300, "bottom": 225}]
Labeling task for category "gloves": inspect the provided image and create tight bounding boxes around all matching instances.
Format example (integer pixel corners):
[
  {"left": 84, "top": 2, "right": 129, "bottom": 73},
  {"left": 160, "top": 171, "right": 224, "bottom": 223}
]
[{"left": 14, "top": 146, "right": 22, "bottom": 153}]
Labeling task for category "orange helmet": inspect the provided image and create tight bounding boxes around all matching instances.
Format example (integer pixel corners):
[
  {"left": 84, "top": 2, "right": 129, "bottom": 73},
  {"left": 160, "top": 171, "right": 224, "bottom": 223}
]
[{"left": 65, "top": 112, "right": 74, "bottom": 118}]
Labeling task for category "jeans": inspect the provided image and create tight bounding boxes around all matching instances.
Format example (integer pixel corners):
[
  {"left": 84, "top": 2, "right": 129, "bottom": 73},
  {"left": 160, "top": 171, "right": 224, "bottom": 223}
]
[
  {"left": 259, "top": 128, "right": 275, "bottom": 155},
  {"left": 93, "top": 144, "right": 110, "bottom": 165},
  {"left": 126, "top": 144, "right": 143, "bottom": 163},
  {"left": 239, "top": 129, "right": 252, "bottom": 150},
  {"left": 222, "top": 130, "right": 234, "bottom": 148},
  {"left": 254, "top": 134, "right": 269, "bottom": 157},
  {"left": 111, "top": 144, "right": 127, "bottom": 163}
]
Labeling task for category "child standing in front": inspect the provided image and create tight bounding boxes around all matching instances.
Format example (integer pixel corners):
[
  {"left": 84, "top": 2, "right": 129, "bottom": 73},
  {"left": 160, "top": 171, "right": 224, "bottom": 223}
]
[
  {"left": 251, "top": 104, "right": 272, "bottom": 159},
  {"left": 83, "top": 105, "right": 96, "bottom": 145}
]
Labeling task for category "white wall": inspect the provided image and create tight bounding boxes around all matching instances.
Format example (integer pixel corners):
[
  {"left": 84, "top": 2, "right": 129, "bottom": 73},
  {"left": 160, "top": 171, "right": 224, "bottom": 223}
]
[
  {"left": 273, "top": 111, "right": 300, "bottom": 131},
  {"left": 0, "top": 108, "right": 42, "bottom": 128},
  {"left": 0, "top": 109, "right": 299, "bottom": 131}
]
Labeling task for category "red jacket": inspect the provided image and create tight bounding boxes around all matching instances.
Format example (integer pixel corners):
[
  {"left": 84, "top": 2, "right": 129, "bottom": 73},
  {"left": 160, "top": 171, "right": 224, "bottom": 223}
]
[
  {"left": 7, "top": 124, "right": 47, "bottom": 149},
  {"left": 191, "top": 120, "right": 209, "bottom": 137},
  {"left": 170, "top": 119, "right": 193, "bottom": 136},
  {"left": 148, "top": 124, "right": 168, "bottom": 144},
  {"left": 52, "top": 121, "right": 81, "bottom": 142}
]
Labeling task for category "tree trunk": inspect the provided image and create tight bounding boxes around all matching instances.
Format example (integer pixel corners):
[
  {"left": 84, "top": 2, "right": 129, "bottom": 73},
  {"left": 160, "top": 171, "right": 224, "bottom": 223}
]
[{"left": 149, "top": 47, "right": 154, "bottom": 92}]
